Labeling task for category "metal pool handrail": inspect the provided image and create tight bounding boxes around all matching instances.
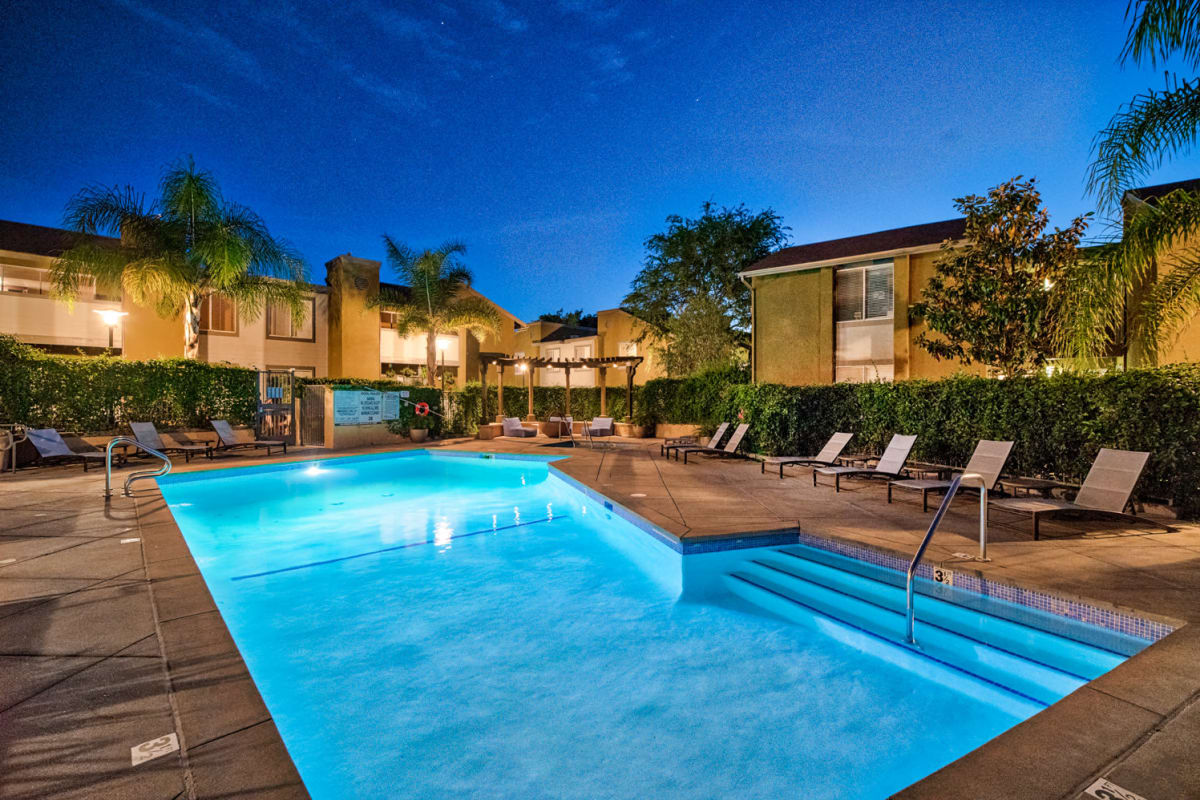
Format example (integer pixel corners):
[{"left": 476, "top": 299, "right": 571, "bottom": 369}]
[
  {"left": 904, "top": 471, "right": 987, "bottom": 645},
  {"left": 104, "top": 437, "right": 171, "bottom": 501}
]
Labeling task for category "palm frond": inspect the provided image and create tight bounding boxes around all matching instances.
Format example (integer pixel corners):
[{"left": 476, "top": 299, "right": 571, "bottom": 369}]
[
  {"left": 160, "top": 156, "right": 221, "bottom": 232},
  {"left": 224, "top": 275, "right": 309, "bottom": 323},
  {"left": 1088, "top": 76, "right": 1200, "bottom": 209},
  {"left": 63, "top": 184, "right": 149, "bottom": 236},
  {"left": 1122, "top": 0, "right": 1200, "bottom": 68},
  {"left": 1139, "top": 246, "right": 1200, "bottom": 348},
  {"left": 438, "top": 295, "right": 502, "bottom": 339}
]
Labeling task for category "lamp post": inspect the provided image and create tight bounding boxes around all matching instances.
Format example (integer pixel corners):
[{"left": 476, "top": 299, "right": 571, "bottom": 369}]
[{"left": 93, "top": 309, "right": 128, "bottom": 352}]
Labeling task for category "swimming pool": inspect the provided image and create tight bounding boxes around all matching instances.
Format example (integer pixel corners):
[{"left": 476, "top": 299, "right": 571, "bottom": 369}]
[{"left": 159, "top": 450, "right": 1149, "bottom": 799}]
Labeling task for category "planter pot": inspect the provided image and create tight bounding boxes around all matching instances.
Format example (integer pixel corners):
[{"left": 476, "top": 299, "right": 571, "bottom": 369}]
[
  {"left": 614, "top": 422, "right": 649, "bottom": 438},
  {"left": 409, "top": 429, "right": 429, "bottom": 443}
]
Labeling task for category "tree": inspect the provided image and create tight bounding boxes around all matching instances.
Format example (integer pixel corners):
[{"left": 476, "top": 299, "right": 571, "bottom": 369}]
[
  {"left": 909, "top": 177, "right": 1089, "bottom": 376},
  {"left": 52, "top": 157, "right": 307, "bottom": 359},
  {"left": 653, "top": 295, "right": 744, "bottom": 376},
  {"left": 622, "top": 202, "right": 789, "bottom": 352},
  {"left": 368, "top": 237, "right": 501, "bottom": 386},
  {"left": 537, "top": 308, "right": 597, "bottom": 328},
  {"left": 1066, "top": 0, "right": 1200, "bottom": 358}
]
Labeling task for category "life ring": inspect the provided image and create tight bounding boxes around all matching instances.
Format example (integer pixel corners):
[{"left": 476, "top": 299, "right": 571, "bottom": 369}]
[{"left": 414, "top": 402, "right": 431, "bottom": 417}]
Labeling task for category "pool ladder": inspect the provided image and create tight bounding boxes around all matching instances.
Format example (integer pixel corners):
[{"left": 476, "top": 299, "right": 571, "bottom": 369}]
[
  {"left": 905, "top": 472, "right": 988, "bottom": 645},
  {"left": 103, "top": 436, "right": 171, "bottom": 502}
]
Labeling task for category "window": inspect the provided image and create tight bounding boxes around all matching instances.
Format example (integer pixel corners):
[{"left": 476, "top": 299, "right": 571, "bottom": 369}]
[
  {"left": 266, "top": 298, "right": 315, "bottom": 341},
  {"left": 0, "top": 264, "right": 48, "bottom": 295},
  {"left": 380, "top": 310, "right": 396, "bottom": 328},
  {"left": 835, "top": 261, "right": 893, "bottom": 322},
  {"left": 199, "top": 295, "right": 237, "bottom": 334},
  {"left": 574, "top": 344, "right": 592, "bottom": 359}
]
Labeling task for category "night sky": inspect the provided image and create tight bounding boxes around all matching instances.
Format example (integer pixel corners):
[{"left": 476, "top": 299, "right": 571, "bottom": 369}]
[{"left": 3, "top": 0, "right": 1198, "bottom": 321}]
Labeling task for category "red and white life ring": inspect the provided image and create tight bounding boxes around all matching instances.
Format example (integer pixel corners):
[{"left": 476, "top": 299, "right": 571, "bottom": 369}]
[{"left": 414, "top": 402, "right": 431, "bottom": 417}]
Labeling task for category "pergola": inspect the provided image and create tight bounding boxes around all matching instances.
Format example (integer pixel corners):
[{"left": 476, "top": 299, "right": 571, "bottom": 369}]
[{"left": 478, "top": 352, "right": 645, "bottom": 424}]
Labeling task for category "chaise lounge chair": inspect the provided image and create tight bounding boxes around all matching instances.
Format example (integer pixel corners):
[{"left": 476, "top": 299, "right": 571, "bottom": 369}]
[
  {"left": 502, "top": 417, "right": 538, "bottom": 438},
  {"left": 662, "top": 422, "right": 728, "bottom": 458},
  {"left": 210, "top": 419, "right": 287, "bottom": 455},
  {"left": 813, "top": 434, "right": 917, "bottom": 491},
  {"left": 679, "top": 423, "right": 750, "bottom": 464},
  {"left": 26, "top": 428, "right": 114, "bottom": 471},
  {"left": 131, "top": 422, "right": 212, "bottom": 463},
  {"left": 888, "top": 439, "right": 1014, "bottom": 512},
  {"left": 760, "top": 432, "right": 854, "bottom": 478},
  {"left": 990, "top": 448, "right": 1170, "bottom": 539}
]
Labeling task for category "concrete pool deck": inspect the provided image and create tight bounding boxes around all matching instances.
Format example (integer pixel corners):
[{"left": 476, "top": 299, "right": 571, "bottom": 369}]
[{"left": 1, "top": 436, "right": 1197, "bottom": 799}]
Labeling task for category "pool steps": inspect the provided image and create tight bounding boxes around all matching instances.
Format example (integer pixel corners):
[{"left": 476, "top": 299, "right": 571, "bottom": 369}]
[{"left": 725, "top": 546, "right": 1128, "bottom": 707}]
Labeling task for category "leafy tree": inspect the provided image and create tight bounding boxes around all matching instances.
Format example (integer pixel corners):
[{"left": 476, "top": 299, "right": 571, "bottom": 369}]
[
  {"left": 623, "top": 202, "right": 789, "bottom": 347},
  {"left": 368, "top": 237, "right": 501, "bottom": 386},
  {"left": 909, "top": 177, "right": 1089, "bottom": 376},
  {"left": 653, "top": 295, "right": 745, "bottom": 376},
  {"left": 1054, "top": 1, "right": 1200, "bottom": 360},
  {"left": 52, "top": 157, "right": 307, "bottom": 359},
  {"left": 537, "top": 308, "right": 597, "bottom": 328}
]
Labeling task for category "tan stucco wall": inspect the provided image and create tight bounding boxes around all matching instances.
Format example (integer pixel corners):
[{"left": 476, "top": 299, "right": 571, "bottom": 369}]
[
  {"left": 752, "top": 268, "right": 834, "bottom": 385},
  {"left": 596, "top": 308, "right": 664, "bottom": 383},
  {"left": 1136, "top": 237, "right": 1200, "bottom": 367},
  {"left": 123, "top": 300, "right": 184, "bottom": 360},
  {"left": 900, "top": 251, "right": 985, "bottom": 381},
  {"left": 325, "top": 254, "right": 381, "bottom": 379}
]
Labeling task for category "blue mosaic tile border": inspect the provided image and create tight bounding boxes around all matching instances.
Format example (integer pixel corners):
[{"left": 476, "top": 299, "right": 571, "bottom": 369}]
[
  {"left": 794, "top": 530, "right": 1178, "bottom": 643},
  {"left": 548, "top": 467, "right": 799, "bottom": 555}
]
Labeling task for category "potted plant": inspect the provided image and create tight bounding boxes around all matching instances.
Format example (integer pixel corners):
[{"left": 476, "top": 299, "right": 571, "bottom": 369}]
[{"left": 408, "top": 414, "right": 432, "bottom": 443}]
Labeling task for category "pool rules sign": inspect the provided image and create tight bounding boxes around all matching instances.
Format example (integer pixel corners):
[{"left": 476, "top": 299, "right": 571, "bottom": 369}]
[{"left": 333, "top": 390, "right": 384, "bottom": 425}]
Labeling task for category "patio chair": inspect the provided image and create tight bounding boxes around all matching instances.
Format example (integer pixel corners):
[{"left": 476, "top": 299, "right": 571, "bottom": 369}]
[
  {"left": 760, "top": 432, "right": 854, "bottom": 478},
  {"left": 131, "top": 422, "right": 212, "bottom": 463},
  {"left": 888, "top": 439, "right": 1014, "bottom": 512},
  {"left": 210, "top": 420, "right": 287, "bottom": 455},
  {"left": 26, "top": 428, "right": 113, "bottom": 471},
  {"left": 990, "top": 448, "right": 1170, "bottom": 539},
  {"left": 679, "top": 423, "right": 750, "bottom": 464},
  {"left": 502, "top": 417, "right": 537, "bottom": 438},
  {"left": 813, "top": 434, "right": 917, "bottom": 491},
  {"left": 662, "top": 422, "right": 728, "bottom": 458},
  {"left": 587, "top": 417, "right": 614, "bottom": 437}
]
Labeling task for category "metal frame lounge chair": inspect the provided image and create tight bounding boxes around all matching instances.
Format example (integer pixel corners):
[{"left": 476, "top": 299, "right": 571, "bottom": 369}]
[
  {"left": 888, "top": 439, "right": 1014, "bottom": 511},
  {"left": 678, "top": 423, "right": 750, "bottom": 464},
  {"left": 760, "top": 432, "right": 854, "bottom": 478},
  {"left": 131, "top": 422, "right": 212, "bottom": 463},
  {"left": 990, "top": 448, "right": 1169, "bottom": 539},
  {"left": 26, "top": 428, "right": 113, "bottom": 471},
  {"left": 662, "top": 422, "right": 728, "bottom": 458},
  {"left": 813, "top": 434, "right": 917, "bottom": 491},
  {"left": 210, "top": 420, "right": 287, "bottom": 455},
  {"left": 501, "top": 417, "right": 538, "bottom": 438}
]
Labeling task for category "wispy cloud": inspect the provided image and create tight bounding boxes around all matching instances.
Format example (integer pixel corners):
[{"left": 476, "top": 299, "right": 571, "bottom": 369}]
[
  {"left": 476, "top": 0, "right": 528, "bottom": 32},
  {"left": 178, "top": 81, "right": 234, "bottom": 109},
  {"left": 556, "top": 0, "right": 620, "bottom": 25},
  {"left": 112, "top": 0, "right": 268, "bottom": 86}
]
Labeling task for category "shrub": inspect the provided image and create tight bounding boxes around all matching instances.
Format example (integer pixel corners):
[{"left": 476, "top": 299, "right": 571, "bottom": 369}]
[{"left": 0, "top": 334, "right": 257, "bottom": 432}]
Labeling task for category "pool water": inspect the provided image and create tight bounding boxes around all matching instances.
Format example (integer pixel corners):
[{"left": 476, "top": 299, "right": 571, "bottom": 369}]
[{"left": 159, "top": 451, "right": 1133, "bottom": 799}]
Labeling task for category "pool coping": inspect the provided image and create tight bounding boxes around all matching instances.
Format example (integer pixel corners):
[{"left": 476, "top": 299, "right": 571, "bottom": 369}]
[{"left": 26, "top": 442, "right": 1196, "bottom": 800}]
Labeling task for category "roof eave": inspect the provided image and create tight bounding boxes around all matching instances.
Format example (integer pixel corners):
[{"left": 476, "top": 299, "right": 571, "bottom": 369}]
[{"left": 738, "top": 239, "right": 965, "bottom": 279}]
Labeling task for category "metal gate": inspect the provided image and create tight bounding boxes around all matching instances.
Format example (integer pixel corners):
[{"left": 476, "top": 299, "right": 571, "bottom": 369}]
[
  {"left": 300, "top": 384, "right": 326, "bottom": 447},
  {"left": 257, "top": 370, "right": 297, "bottom": 446}
]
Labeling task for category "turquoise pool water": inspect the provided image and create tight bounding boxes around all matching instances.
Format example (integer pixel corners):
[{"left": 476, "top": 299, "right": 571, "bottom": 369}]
[{"left": 159, "top": 451, "right": 1132, "bottom": 799}]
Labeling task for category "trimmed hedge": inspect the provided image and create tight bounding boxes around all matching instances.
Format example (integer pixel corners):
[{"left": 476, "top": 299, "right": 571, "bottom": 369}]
[
  {"left": 636, "top": 365, "right": 1200, "bottom": 518},
  {"left": 0, "top": 335, "right": 257, "bottom": 432}
]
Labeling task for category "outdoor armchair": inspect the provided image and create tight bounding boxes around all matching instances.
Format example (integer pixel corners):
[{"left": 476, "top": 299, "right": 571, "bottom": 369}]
[{"left": 502, "top": 417, "right": 538, "bottom": 438}]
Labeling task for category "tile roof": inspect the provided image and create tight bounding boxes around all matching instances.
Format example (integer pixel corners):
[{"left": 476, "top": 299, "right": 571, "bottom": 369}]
[
  {"left": 536, "top": 324, "right": 598, "bottom": 343},
  {"left": 0, "top": 219, "right": 119, "bottom": 257},
  {"left": 1125, "top": 178, "right": 1200, "bottom": 203},
  {"left": 743, "top": 218, "right": 966, "bottom": 274}
]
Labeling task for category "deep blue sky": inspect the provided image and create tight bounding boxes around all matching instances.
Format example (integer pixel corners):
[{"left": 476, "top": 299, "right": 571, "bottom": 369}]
[{"left": 3, "top": 0, "right": 1199, "bottom": 321}]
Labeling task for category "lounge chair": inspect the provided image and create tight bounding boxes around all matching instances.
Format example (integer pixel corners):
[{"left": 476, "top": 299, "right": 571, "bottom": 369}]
[
  {"left": 26, "top": 428, "right": 113, "bottom": 471},
  {"left": 990, "top": 448, "right": 1169, "bottom": 539},
  {"left": 888, "top": 439, "right": 1014, "bottom": 511},
  {"left": 813, "top": 434, "right": 917, "bottom": 491},
  {"left": 210, "top": 420, "right": 287, "bottom": 455},
  {"left": 760, "top": 432, "right": 854, "bottom": 478},
  {"left": 131, "top": 422, "right": 212, "bottom": 462},
  {"left": 587, "top": 417, "right": 614, "bottom": 437},
  {"left": 502, "top": 417, "right": 537, "bottom": 438},
  {"left": 679, "top": 423, "right": 750, "bottom": 464},
  {"left": 662, "top": 422, "right": 728, "bottom": 458}
]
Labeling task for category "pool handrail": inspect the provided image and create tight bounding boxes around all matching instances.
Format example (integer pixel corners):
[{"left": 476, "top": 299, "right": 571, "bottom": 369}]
[
  {"left": 104, "top": 436, "right": 171, "bottom": 501},
  {"left": 905, "top": 471, "right": 987, "bottom": 645}
]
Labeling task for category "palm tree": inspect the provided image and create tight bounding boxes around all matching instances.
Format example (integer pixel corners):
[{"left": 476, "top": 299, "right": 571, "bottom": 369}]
[
  {"left": 1066, "top": 1, "right": 1200, "bottom": 360},
  {"left": 368, "top": 237, "right": 502, "bottom": 386},
  {"left": 51, "top": 158, "right": 308, "bottom": 359}
]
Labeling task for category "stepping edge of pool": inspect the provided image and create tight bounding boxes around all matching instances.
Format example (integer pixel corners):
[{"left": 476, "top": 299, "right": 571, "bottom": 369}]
[{"left": 130, "top": 461, "right": 1199, "bottom": 800}]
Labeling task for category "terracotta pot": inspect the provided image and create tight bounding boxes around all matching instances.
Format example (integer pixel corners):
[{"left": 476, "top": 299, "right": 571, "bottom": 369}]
[{"left": 409, "top": 428, "right": 429, "bottom": 443}]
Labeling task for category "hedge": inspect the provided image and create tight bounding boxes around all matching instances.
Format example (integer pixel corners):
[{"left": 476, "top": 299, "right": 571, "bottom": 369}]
[
  {"left": 0, "top": 335, "right": 257, "bottom": 432},
  {"left": 450, "top": 383, "right": 631, "bottom": 433},
  {"left": 636, "top": 365, "right": 1200, "bottom": 518}
]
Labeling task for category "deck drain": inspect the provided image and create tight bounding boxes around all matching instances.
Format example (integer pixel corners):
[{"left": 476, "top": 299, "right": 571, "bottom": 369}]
[{"left": 131, "top": 733, "right": 178, "bottom": 766}]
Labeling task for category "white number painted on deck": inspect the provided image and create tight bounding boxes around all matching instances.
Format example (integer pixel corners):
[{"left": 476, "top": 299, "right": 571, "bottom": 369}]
[
  {"left": 932, "top": 567, "right": 954, "bottom": 586},
  {"left": 1085, "top": 778, "right": 1149, "bottom": 800},
  {"left": 131, "top": 733, "right": 179, "bottom": 766}
]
